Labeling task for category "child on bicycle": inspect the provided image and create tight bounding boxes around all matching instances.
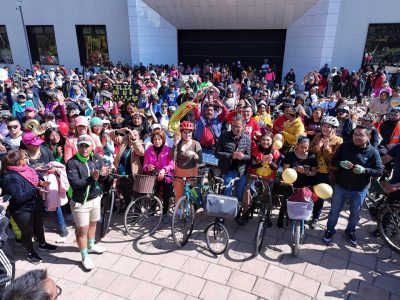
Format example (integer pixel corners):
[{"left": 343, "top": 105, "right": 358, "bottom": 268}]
[
  {"left": 238, "top": 130, "right": 280, "bottom": 226},
  {"left": 277, "top": 136, "right": 317, "bottom": 228}
]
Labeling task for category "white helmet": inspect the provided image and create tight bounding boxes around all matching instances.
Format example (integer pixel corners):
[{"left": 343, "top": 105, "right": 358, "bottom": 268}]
[{"left": 321, "top": 116, "right": 339, "bottom": 127}]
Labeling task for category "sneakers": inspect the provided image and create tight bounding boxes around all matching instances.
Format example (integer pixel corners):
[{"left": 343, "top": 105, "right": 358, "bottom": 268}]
[
  {"left": 27, "top": 252, "right": 43, "bottom": 265},
  {"left": 38, "top": 243, "right": 58, "bottom": 252},
  {"left": 309, "top": 219, "right": 318, "bottom": 229},
  {"left": 88, "top": 245, "right": 106, "bottom": 254},
  {"left": 323, "top": 231, "right": 334, "bottom": 244},
  {"left": 82, "top": 256, "right": 95, "bottom": 271},
  {"left": 346, "top": 232, "right": 358, "bottom": 247}
]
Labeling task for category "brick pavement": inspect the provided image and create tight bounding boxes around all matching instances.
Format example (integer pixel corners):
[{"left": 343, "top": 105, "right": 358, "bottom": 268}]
[{"left": 12, "top": 204, "right": 400, "bottom": 300}]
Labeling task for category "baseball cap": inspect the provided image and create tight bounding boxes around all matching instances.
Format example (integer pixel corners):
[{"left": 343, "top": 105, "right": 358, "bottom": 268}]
[
  {"left": 69, "top": 109, "right": 80, "bottom": 117},
  {"left": 25, "top": 106, "right": 36, "bottom": 112},
  {"left": 77, "top": 134, "right": 93, "bottom": 146},
  {"left": 17, "top": 92, "right": 26, "bottom": 98},
  {"left": 45, "top": 112, "right": 55, "bottom": 119},
  {"left": 75, "top": 116, "right": 89, "bottom": 127},
  {"left": 150, "top": 124, "right": 161, "bottom": 131},
  {"left": 22, "top": 132, "right": 44, "bottom": 146}
]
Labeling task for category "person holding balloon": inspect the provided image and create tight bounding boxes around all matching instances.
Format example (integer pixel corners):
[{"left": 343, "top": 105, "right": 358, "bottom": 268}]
[
  {"left": 308, "top": 116, "right": 343, "bottom": 229},
  {"left": 277, "top": 136, "right": 317, "bottom": 228}
]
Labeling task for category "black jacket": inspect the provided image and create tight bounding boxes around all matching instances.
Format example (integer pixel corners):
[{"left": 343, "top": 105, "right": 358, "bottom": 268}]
[
  {"left": 0, "top": 171, "right": 43, "bottom": 213},
  {"left": 214, "top": 131, "right": 251, "bottom": 176},
  {"left": 66, "top": 154, "right": 106, "bottom": 203},
  {"left": 331, "top": 141, "right": 383, "bottom": 191}
]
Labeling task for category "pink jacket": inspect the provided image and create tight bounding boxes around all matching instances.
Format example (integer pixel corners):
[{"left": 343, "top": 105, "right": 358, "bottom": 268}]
[{"left": 143, "top": 145, "right": 174, "bottom": 183}]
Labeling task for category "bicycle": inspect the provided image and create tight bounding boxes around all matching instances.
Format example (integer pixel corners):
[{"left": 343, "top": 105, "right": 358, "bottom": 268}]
[
  {"left": 169, "top": 173, "right": 239, "bottom": 254},
  {"left": 124, "top": 174, "right": 163, "bottom": 239},
  {"left": 100, "top": 172, "right": 130, "bottom": 238},
  {"left": 202, "top": 170, "right": 240, "bottom": 255},
  {"left": 364, "top": 179, "right": 400, "bottom": 253},
  {"left": 240, "top": 176, "right": 273, "bottom": 257},
  {"left": 285, "top": 185, "right": 314, "bottom": 256}
]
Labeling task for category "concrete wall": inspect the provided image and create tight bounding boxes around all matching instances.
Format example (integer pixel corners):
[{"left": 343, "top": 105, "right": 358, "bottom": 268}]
[
  {"left": 331, "top": 0, "right": 400, "bottom": 72},
  {"left": 0, "top": 0, "right": 132, "bottom": 69},
  {"left": 127, "top": 0, "right": 178, "bottom": 66},
  {"left": 282, "top": 0, "right": 341, "bottom": 84}
]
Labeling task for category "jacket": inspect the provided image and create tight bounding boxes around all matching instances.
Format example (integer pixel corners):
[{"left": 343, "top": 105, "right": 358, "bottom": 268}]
[
  {"left": 66, "top": 154, "right": 106, "bottom": 203},
  {"left": 143, "top": 145, "right": 174, "bottom": 183},
  {"left": 0, "top": 171, "right": 43, "bottom": 213},
  {"left": 309, "top": 133, "right": 343, "bottom": 177},
  {"left": 249, "top": 141, "right": 280, "bottom": 179},
  {"left": 331, "top": 141, "right": 383, "bottom": 191},
  {"left": 282, "top": 117, "right": 305, "bottom": 146},
  {"left": 113, "top": 138, "right": 145, "bottom": 175},
  {"left": 214, "top": 131, "right": 251, "bottom": 176}
]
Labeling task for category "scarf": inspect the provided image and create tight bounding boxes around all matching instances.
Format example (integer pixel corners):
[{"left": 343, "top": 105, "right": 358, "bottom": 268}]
[{"left": 7, "top": 164, "right": 39, "bottom": 187}]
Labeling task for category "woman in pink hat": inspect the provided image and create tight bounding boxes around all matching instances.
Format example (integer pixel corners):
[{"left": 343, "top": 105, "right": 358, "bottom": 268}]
[{"left": 63, "top": 116, "right": 91, "bottom": 163}]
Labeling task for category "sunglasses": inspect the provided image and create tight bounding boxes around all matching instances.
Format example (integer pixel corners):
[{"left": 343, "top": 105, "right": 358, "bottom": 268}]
[
  {"left": 7, "top": 125, "right": 19, "bottom": 130},
  {"left": 115, "top": 132, "right": 126, "bottom": 137}
]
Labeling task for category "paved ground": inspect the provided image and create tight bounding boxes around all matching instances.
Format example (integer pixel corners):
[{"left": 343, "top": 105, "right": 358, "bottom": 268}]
[{"left": 13, "top": 202, "right": 400, "bottom": 300}]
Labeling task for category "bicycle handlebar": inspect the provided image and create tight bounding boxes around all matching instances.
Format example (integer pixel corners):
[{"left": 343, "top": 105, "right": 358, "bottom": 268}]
[{"left": 165, "top": 174, "right": 205, "bottom": 181}]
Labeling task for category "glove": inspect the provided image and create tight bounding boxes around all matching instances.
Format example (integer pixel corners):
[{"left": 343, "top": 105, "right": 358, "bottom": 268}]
[
  {"left": 340, "top": 160, "right": 353, "bottom": 170},
  {"left": 353, "top": 165, "right": 366, "bottom": 174}
]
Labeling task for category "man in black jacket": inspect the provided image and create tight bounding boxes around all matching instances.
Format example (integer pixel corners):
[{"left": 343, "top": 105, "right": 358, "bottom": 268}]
[
  {"left": 66, "top": 134, "right": 111, "bottom": 270},
  {"left": 214, "top": 115, "right": 251, "bottom": 202},
  {"left": 323, "top": 125, "right": 383, "bottom": 247}
]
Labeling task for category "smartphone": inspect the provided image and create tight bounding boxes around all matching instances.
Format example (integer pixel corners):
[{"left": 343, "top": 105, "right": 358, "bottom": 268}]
[{"left": 2, "top": 194, "right": 11, "bottom": 202}]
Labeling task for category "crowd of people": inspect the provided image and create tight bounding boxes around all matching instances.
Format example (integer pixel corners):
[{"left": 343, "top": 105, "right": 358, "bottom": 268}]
[{"left": 0, "top": 59, "right": 397, "bottom": 276}]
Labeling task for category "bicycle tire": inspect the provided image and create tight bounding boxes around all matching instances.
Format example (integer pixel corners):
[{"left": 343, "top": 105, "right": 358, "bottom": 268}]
[
  {"left": 124, "top": 195, "right": 162, "bottom": 239},
  {"left": 378, "top": 205, "right": 400, "bottom": 253},
  {"left": 292, "top": 220, "right": 301, "bottom": 256},
  {"left": 205, "top": 222, "right": 229, "bottom": 255},
  {"left": 100, "top": 191, "right": 114, "bottom": 238},
  {"left": 254, "top": 221, "right": 264, "bottom": 257},
  {"left": 171, "top": 196, "right": 195, "bottom": 247}
]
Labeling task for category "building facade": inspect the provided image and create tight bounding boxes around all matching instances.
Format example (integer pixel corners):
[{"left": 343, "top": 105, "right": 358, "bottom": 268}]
[{"left": 0, "top": 0, "right": 399, "bottom": 79}]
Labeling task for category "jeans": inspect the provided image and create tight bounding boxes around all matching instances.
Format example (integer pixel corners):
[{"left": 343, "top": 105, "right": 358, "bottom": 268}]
[
  {"left": 326, "top": 184, "right": 368, "bottom": 234},
  {"left": 223, "top": 170, "right": 246, "bottom": 202},
  {"left": 55, "top": 207, "right": 67, "bottom": 230}
]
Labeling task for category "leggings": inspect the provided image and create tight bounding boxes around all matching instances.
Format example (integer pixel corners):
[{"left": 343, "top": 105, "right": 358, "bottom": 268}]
[
  {"left": 154, "top": 181, "right": 173, "bottom": 214},
  {"left": 11, "top": 209, "right": 45, "bottom": 254}
]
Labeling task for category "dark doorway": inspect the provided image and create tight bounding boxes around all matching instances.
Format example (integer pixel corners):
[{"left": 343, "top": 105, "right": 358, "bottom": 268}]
[{"left": 178, "top": 29, "right": 286, "bottom": 77}]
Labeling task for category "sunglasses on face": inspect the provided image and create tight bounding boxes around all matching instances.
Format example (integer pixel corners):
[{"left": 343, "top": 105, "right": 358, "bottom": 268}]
[
  {"left": 7, "top": 125, "right": 19, "bottom": 130},
  {"left": 115, "top": 132, "right": 126, "bottom": 137}
]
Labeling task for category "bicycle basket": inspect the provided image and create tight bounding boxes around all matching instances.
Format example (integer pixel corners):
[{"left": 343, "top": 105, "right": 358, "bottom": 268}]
[
  {"left": 204, "top": 194, "right": 238, "bottom": 219},
  {"left": 286, "top": 200, "right": 313, "bottom": 220},
  {"left": 133, "top": 174, "right": 156, "bottom": 194}
]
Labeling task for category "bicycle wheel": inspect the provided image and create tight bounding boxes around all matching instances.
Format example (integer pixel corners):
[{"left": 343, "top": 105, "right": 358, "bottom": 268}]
[
  {"left": 205, "top": 222, "right": 229, "bottom": 255},
  {"left": 378, "top": 205, "right": 400, "bottom": 253},
  {"left": 100, "top": 191, "right": 114, "bottom": 238},
  {"left": 124, "top": 195, "right": 162, "bottom": 239},
  {"left": 254, "top": 221, "right": 265, "bottom": 257},
  {"left": 292, "top": 220, "right": 301, "bottom": 256},
  {"left": 172, "top": 196, "right": 195, "bottom": 247}
]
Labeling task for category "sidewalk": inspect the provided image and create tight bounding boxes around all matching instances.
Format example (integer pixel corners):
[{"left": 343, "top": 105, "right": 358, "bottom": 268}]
[{"left": 14, "top": 204, "right": 400, "bottom": 300}]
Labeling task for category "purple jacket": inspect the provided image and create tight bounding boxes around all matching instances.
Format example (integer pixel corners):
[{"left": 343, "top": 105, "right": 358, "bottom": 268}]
[{"left": 143, "top": 145, "right": 174, "bottom": 183}]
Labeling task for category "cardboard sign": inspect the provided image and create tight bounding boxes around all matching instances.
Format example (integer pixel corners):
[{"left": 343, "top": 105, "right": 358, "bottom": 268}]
[{"left": 112, "top": 83, "right": 140, "bottom": 102}]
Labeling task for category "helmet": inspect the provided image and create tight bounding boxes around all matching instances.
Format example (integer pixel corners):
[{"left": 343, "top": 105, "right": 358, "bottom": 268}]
[
  {"left": 391, "top": 106, "right": 400, "bottom": 113},
  {"left": 180, "top": 121, "right": 195, "bottom": 131},
  {"left": 321, "top": 116, "right": 339, "bottom": 127},
  {"left": 90, "top": 117, "right": 103, "bottom": 127}
]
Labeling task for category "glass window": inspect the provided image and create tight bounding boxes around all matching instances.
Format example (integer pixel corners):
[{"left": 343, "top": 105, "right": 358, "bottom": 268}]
[
  {"left": 0, "top": 26, "right": 13, "bottom": 64},
  {"left": 76, "top": 25, "right": 109, "bottom": 66},
  {"left": 26, "top": 25, "right": 59, "bottom": 65},
  {"left": 363, "top": 24, "right": 400, "bottom": 67}
]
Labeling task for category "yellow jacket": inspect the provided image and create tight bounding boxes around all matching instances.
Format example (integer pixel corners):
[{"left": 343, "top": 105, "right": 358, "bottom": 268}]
[
  {"left": 282, "top": 117, "right": 305, "bottom": 146},
  {"left": 254, "top": 113, "right": 273, "bottom": 129}
]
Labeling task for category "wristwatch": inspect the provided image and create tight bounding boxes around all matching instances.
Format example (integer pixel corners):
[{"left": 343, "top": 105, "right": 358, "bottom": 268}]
[{"left": 306, "top": 171, "right": 311, "bottom": 176}]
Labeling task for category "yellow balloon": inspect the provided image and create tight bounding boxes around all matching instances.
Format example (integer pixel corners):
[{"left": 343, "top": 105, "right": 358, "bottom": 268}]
[
  {"left": 272, "top": 139, "right": 283, "bottom": 150},
  {"left": 273, "top": 133, "right": 283, "bottom": 141},
  {"left": 313, "top": 183, "right": 333, "bottom": 200},
  {"left": 282, "top": 168, "right": 297, "bottom": 184}
]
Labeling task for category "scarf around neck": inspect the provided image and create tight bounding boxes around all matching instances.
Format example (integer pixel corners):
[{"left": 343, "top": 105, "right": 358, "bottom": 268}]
[{"left": 7, "top": 164, "right": 39, "bottom": 187}]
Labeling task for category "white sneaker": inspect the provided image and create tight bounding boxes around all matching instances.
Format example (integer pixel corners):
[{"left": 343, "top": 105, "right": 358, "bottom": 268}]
[
  {"left": 88, "top": 245, "right": 106, "bottom": 254},
  {"left": 82, "top": 256, "right": 95, "bottom": 270}
]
